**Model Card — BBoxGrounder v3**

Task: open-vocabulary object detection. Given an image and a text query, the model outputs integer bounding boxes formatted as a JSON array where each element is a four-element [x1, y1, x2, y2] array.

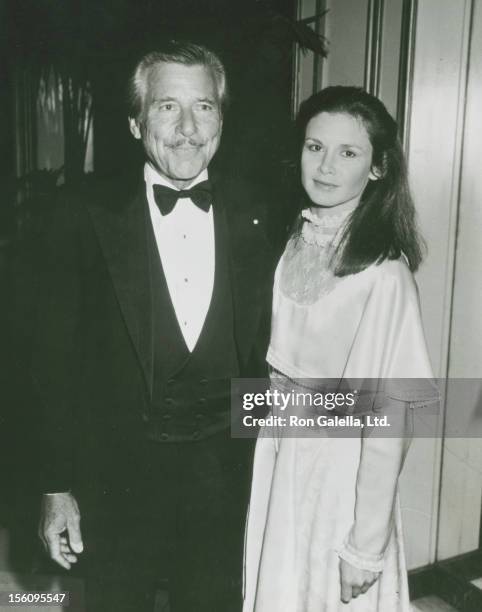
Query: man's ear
[[128, 117, 141, 140]]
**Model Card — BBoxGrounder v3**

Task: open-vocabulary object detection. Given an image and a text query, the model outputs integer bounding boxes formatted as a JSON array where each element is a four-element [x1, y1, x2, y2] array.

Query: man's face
[[129, 62, 223, 189]]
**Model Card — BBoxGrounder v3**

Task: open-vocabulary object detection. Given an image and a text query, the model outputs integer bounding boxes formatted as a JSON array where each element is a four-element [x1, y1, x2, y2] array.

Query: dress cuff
[[337, 537, 385, 573]]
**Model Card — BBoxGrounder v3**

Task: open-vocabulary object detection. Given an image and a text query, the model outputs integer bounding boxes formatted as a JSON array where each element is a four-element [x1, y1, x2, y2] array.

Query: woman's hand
[[339, 558, 380, 604]]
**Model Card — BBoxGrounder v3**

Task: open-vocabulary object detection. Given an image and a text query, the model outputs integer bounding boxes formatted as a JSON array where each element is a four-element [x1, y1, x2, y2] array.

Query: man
[[34, 42, 274, 611]]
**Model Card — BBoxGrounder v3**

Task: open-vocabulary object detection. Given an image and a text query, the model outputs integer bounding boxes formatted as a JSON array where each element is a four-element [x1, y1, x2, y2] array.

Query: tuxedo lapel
[[86, 182, 154, 397], [211, 174, 273, 368]]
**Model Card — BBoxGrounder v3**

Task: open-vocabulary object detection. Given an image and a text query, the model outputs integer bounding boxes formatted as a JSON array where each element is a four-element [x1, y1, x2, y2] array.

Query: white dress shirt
[[144, 163, 215, 352]]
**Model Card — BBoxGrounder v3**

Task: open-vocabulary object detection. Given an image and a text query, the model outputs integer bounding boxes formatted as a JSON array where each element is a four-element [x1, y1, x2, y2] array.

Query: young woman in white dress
[[243, 87, 438, 612]]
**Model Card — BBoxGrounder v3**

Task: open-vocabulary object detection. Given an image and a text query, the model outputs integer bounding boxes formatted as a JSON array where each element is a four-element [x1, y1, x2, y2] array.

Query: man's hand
[[339, 558, 380, 604], [39, 492, 84, 570]]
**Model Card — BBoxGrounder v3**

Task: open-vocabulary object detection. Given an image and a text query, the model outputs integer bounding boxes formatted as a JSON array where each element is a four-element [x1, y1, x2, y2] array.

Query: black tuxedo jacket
[[25, 171, 276, 496]]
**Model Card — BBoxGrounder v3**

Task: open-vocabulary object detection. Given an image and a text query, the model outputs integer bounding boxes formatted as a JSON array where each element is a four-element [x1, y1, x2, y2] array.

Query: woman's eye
[[341, 150, 357, 158], [307, 144, 322, 152]]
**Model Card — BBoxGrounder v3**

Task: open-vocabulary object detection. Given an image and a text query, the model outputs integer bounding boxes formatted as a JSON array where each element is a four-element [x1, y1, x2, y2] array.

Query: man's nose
[[177, 108, 196, 137], [319, 151, 335, 174]]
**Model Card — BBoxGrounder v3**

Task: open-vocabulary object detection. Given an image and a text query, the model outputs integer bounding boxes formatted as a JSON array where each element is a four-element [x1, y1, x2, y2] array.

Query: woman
[[243, 87, 438, 611]]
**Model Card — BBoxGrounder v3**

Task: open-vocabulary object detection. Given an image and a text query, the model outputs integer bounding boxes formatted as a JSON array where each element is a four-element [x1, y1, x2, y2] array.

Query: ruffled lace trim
[[300, 206, 354, 248], [301, 206, 354, 228], [337, 536, 385, 573]]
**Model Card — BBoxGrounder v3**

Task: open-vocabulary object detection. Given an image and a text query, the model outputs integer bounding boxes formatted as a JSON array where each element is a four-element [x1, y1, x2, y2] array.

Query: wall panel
[[437, 0, 482, 561], [378, 0, 403, 116], [323, 0, 369, 88], [402, 0, 474, 567]]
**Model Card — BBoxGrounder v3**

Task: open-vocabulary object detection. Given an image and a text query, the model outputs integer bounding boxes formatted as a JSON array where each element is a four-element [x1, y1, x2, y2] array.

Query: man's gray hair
[[127, 40, 228, 119]]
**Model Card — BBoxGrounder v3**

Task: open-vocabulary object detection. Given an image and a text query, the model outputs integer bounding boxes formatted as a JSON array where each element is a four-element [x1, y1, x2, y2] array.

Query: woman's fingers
[[340, 581, 353, 604], [339, 558, 381, 603]]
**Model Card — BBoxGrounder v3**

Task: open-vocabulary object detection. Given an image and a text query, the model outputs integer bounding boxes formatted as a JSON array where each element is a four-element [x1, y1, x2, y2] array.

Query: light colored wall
[[322, 0, 369, 88], [437, 0, 482, 561], [294, 0, 402, 112], [403, 0, 475, 567]]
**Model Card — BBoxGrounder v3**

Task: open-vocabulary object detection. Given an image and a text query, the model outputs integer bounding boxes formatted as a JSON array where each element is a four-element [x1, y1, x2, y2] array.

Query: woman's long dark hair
[[296, 86, 424, 275]]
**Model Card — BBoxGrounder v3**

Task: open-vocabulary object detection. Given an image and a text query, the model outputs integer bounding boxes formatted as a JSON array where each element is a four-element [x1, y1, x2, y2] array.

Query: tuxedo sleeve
[[30, 196, 84, 492]]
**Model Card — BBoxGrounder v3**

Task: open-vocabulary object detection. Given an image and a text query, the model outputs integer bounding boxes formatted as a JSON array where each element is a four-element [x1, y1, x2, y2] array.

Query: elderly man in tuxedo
[[35, 41, 274, 612]]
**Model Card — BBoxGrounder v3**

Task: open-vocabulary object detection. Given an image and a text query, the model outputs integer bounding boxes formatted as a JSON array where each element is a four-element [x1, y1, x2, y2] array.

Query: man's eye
[[341, 150, 357, 158], [159, 103, 175, 111], [198, 103, 213, 111]]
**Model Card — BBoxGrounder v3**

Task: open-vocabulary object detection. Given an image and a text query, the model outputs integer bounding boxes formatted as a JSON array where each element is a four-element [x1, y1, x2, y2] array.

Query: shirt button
[[192, 431, 201, 440], [198, 398, 206, 406], [184, 278, 188, 283], [160, 433, 169, 441], [164, 397, 174, 406]]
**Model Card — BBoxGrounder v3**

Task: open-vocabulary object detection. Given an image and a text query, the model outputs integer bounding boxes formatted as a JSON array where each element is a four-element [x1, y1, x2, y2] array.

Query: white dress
[[243, 209, 438, 612]]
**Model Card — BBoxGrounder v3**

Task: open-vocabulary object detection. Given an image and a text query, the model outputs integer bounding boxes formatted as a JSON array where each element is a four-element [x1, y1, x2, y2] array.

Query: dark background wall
[[0, 0, 312, 245], [4, 0, 297, 179], [0, 0, 15, 237]]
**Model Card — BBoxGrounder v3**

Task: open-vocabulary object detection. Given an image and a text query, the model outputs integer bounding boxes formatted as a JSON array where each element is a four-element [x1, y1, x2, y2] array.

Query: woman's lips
[[313, 179, 338, 189]]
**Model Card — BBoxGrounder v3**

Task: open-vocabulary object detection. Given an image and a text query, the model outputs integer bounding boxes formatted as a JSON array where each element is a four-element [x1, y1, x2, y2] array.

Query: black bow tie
[[153, 180, 212, 215]]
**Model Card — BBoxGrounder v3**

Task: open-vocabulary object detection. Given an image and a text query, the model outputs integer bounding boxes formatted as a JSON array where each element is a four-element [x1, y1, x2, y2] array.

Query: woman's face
[[301, 112, 378, 212]]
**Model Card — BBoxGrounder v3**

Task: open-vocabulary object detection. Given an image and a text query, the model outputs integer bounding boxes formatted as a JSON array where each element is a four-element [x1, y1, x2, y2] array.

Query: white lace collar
[[300, 206, 354, 247]]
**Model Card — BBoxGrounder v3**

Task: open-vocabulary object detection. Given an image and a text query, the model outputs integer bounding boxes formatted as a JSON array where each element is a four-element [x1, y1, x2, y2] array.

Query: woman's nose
[[319, 151, 335, 174]]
